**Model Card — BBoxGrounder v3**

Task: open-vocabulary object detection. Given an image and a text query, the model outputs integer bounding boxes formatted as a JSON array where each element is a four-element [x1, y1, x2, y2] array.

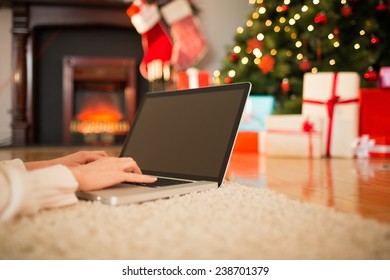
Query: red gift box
[[233, 131, 262, 154], [176, 68, 210, 89], [359, 88, 390, 137], [369, 136, 390, 158]]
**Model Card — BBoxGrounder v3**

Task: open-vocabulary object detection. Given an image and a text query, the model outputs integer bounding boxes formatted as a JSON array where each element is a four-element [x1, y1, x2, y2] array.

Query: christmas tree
[[216, 0, 390, 114]]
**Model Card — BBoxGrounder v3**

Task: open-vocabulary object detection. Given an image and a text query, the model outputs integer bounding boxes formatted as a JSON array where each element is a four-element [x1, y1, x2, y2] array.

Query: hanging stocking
[[126, 0, 173, 79], [160, 0, 207, 71]]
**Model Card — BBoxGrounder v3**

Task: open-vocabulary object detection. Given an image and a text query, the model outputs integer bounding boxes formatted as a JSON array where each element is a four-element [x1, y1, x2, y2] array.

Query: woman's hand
[[25, 151, 108, 170], [69, 157, 157, 192], [50, 151, 108, 167]]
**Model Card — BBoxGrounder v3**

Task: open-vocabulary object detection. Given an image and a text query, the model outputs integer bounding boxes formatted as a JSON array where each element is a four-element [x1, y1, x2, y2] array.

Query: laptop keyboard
[[125, 177, 192, 188]]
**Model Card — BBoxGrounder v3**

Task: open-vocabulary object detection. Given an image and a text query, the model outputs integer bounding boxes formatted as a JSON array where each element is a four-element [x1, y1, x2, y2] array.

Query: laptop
[[76, 82, 251, 205]]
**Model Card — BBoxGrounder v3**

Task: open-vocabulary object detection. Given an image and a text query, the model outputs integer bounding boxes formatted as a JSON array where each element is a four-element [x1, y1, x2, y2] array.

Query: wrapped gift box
[[265, 115, 323, 158], [233, 131, 264, 154], [302, 72, 360, 158], [379, 67, 390, 88], [370, 136, 390, 158], [239, 95, 275, 131], [234, 96, 274, 154], [175, 68, 210, 89], [359, 88, 390, 138]]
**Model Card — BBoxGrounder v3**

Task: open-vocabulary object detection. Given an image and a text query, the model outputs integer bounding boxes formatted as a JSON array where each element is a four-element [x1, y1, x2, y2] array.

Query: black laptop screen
[[120, 83, 251, 184]]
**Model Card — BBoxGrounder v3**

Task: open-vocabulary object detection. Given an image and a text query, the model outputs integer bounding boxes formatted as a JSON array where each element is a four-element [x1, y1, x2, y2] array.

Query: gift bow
[[302, 118, 315, 157], [303, 72, 358, 157], [266, 117, 320, 158]]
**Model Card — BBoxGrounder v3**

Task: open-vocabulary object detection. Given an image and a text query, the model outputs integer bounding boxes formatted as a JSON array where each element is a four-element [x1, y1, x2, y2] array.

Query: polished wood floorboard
[[1, 146, 389, 224]]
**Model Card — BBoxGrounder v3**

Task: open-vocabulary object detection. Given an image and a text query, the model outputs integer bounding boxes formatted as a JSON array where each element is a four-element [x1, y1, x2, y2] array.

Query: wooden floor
[[1, 146, 390, 224]]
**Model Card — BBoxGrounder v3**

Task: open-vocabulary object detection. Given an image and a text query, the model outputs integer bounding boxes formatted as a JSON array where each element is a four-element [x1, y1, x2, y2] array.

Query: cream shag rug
[[1, 182, 389, 260]]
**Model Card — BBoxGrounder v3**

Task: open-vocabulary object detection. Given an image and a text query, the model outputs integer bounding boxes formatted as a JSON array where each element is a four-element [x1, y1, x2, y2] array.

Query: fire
[[76, 107, 123, 122], [71, 93, 130, 140]]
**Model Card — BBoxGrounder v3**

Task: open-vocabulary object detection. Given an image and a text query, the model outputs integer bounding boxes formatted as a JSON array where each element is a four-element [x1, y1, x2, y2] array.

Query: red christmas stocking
[[126, 0, 173, 79], [161, 0, 207, 71]]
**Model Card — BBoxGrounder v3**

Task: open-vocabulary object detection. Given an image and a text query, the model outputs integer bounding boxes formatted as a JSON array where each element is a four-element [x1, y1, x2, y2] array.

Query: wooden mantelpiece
[[10, 0, 133, 146]]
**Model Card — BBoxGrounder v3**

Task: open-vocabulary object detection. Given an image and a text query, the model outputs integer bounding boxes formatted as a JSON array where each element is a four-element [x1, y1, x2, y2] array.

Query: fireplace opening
[[70, 89, 129, 145], [63, 56, 137, 145]]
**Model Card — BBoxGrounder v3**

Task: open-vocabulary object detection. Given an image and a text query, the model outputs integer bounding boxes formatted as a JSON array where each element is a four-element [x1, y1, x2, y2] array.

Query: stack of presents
[[234, 69, 390, 159]]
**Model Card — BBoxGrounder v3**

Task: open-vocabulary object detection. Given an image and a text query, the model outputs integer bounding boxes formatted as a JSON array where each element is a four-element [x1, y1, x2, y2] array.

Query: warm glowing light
[[284, 26, 291, 32], [265, 20, 272, 26], [329, 59, 336, 65], [286, 50, 292, 57], [246, 20, 253, 27], [312, 67, 318, 73], [77, 110, 122, 122], [328, 33, 334, 40], [284, 0, 291, 4], [252, 12, 259, 19], [289, 19, 296, 25], [257, 33, 265, 40], [228, 70, 236, 77], [313, 0, 320, 5], [294, 14, 301, 20], [341, 0, 347, 4], [241, 57, 249, 64], [297, 53, 303, 60], [237, 27, 244, 34], [276, 6, 283, 13], [295, 41, 302, 48], [213, 70, 220, 77], [334, 41, 340, 47], [70, 120, 129, 135], [354, 43, 360, 49], [274, 26, 281, 32], [233, 46, 241, 53], [301, 5, 308, 12], [307, 25, 314, 32], [249, 0, 256, 4], [254, 57, 261, 64], [291, 33, 297, 39], [253, 48, 263, 58], [270, 49, 277, 55], [360, 30, 365, 36], [259, 6, 266, 14], [279, 17, 286, 23]]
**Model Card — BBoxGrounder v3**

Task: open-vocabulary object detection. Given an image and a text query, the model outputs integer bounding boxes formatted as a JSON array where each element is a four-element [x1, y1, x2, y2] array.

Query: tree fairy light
[[257, 33, 265, 40], [253, 48, 263, 57], [241, 57, 249, 64], [228, 70, 236, 77]]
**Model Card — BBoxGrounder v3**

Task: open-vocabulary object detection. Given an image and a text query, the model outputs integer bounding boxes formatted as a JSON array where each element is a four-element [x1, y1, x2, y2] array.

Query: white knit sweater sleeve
[[0, 159, 78, 223]]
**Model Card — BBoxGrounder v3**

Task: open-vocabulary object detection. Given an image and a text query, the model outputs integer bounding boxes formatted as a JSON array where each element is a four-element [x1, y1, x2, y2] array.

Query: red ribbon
[[267, 118, 320, 158], [302, 118, 314, 157], [303, 73, 358, 157]]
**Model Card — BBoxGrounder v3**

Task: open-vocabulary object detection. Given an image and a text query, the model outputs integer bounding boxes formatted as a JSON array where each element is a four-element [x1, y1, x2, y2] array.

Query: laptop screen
[[120, 82, 251, 185]]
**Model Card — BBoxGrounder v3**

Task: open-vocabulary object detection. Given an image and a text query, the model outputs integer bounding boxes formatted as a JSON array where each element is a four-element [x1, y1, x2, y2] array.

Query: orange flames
[[76, 104, 123, 122], [72, 105, 128, 135]]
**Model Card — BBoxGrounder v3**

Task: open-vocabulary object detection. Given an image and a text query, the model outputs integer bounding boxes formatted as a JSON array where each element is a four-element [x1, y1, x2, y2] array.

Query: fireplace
[[10, 0, 148, 146]]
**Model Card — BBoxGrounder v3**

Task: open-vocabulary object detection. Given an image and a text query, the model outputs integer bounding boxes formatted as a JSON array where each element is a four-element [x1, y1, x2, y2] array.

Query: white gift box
[[265, 115, 323, 158], [302, 72, 360, 158]]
